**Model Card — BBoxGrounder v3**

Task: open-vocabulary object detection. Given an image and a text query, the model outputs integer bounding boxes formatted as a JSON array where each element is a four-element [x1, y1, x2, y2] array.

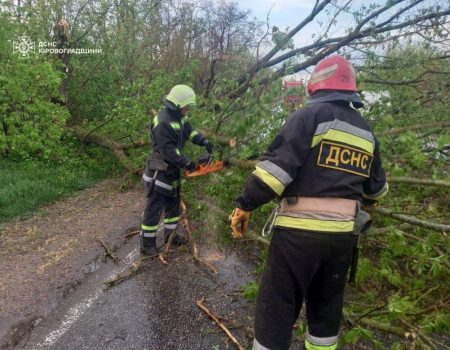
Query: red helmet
[[306, 55, 357, 96]]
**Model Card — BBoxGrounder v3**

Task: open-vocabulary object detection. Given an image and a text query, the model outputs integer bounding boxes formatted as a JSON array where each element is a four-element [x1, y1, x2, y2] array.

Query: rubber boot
[[140, 232, 160, 255]]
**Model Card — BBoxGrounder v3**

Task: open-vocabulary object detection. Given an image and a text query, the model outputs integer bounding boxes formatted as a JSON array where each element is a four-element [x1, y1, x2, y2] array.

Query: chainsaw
[[184, 147, 224, 178]]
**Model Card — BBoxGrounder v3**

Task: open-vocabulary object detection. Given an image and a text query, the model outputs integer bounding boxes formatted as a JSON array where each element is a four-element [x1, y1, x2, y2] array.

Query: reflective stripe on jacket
[[148, 104, 205, 196], [237, 97, 388, 233]]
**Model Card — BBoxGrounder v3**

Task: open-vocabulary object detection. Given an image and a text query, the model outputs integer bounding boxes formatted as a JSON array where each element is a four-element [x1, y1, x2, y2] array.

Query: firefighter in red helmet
[[230, 55, 388, 350]]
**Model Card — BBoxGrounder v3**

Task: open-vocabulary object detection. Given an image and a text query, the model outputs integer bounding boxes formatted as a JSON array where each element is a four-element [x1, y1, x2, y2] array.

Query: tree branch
[[71, 125, 137, 172], [388, 177, 450, 188], [263, 5, 449, 72], [378, 121, 450, 136], [362, 70, 450, 86], [374, 207, 450, 233], [234, 0, 331, 88]]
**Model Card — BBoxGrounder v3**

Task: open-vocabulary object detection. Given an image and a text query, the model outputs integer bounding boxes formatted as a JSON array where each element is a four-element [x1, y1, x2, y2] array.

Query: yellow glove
[[229, 208, 251, 238]]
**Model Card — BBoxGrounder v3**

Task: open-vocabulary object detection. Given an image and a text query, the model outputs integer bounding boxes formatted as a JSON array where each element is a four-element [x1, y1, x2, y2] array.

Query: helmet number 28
[[341, 75, 350, 83]]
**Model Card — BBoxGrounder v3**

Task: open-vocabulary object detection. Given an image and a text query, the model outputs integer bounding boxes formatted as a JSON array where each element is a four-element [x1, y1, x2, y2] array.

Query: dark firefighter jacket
[[144, 100, 206, 196], [237, 91, 388, 234]]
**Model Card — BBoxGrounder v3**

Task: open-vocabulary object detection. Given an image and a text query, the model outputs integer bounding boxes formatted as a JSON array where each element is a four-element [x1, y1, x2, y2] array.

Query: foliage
[[0, 14, 69, 161], [341, 327, 384, 349], [0, 148, 118, 225], [342, 46, 450, 347], [1, 0, 449, 347], [242, 281, 259, 302]]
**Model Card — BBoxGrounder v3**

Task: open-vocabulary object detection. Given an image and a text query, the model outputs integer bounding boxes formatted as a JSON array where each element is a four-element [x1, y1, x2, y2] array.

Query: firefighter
[[230, 55, 388, 350], [140, 84, 215, 255]]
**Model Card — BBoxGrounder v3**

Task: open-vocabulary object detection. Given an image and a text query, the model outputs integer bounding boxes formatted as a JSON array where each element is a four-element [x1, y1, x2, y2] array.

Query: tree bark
[[71, 125, 137, 172]]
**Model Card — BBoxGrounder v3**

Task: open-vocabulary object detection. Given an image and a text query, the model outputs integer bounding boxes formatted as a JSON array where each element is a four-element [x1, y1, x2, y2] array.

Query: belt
[[280, 197, 357, 217]]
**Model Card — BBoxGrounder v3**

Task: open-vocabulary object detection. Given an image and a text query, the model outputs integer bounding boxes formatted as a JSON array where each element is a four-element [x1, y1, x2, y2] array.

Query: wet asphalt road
[[19, 237, 258, 350]]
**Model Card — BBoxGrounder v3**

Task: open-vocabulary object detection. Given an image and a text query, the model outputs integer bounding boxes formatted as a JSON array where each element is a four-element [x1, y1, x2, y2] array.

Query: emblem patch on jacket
[[317, 141, 373, 177]]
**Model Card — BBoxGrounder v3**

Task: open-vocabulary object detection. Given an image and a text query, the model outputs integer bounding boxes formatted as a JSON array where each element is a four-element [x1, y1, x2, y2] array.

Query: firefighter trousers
[[141, 188, 180, 248], [253, 229, 356, 350]]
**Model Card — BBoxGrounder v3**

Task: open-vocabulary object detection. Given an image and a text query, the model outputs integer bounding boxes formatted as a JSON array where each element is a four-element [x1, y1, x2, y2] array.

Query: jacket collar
[[307, 90, 364, 109], [163, 98, 183, 121]]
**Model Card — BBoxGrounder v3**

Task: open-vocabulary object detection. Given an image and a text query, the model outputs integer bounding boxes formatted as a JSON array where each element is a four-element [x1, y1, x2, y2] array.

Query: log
[[71, 125, 137, 172], [122, 140, 150, 150], [200, 129, 237, 148]]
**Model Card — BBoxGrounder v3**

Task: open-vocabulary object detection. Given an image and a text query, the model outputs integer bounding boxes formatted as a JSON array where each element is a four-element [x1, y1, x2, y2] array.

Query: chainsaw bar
[[184, 160, 224, 177]]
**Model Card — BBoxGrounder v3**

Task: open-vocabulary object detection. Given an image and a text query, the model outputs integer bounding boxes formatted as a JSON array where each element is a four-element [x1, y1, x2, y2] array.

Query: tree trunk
[[71, 125, 138, 172]]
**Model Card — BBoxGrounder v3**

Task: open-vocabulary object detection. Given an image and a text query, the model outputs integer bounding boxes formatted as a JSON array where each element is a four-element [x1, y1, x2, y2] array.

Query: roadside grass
[[0, 149, 119, 225]]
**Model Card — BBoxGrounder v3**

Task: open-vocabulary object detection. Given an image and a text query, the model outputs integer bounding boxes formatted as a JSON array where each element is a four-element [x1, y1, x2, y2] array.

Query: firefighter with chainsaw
[[140, 84, 216, 255], [229, 55, 388, 350]]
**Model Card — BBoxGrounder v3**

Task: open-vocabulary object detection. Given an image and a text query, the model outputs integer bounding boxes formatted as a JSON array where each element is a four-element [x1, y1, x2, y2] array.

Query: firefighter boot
[[140, 232, 160, 255], [164, 230, 188, 246]]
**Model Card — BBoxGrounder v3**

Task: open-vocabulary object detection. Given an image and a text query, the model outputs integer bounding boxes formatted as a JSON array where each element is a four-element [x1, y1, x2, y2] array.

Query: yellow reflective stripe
[[253, 166, 285, 196], [141, 224, 159, 231], [170, 122, 181, 130], [305, 339, 337, 350], [175, 149, 181, 155], [153, 115, 159, 127], [275, 215, 354, 232], [164, 216, 180, 223], [189, 130, 199, 140], [312, 129, 374, 154]]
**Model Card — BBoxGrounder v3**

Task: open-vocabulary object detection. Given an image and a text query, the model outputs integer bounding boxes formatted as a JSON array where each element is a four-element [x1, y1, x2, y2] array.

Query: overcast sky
[[238, 0, 319, 30], [236, 0, 387, 47], [235, 0, 342, 79]]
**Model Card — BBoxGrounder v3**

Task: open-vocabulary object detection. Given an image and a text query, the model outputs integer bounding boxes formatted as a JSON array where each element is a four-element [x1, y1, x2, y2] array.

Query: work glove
[[229, 208, 251, 238], [203, 139, 215, 154], [185, 160, 197, 171]]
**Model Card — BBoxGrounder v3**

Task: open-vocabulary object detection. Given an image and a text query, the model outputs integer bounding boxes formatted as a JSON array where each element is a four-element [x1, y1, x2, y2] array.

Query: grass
[[0, 150, 119, 225]]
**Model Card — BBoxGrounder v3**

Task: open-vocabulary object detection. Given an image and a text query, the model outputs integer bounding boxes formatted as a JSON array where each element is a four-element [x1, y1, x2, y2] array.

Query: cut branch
[[389, 177, 450, 188], [103, 253, 176, 288], [374, 207, 450, 233], [98, 238, 118, 263], [196, 298, 245, 350]]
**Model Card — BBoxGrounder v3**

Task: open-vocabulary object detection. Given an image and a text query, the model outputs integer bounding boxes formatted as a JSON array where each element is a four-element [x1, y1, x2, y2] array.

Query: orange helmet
[[306, 55, 357, 96]]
